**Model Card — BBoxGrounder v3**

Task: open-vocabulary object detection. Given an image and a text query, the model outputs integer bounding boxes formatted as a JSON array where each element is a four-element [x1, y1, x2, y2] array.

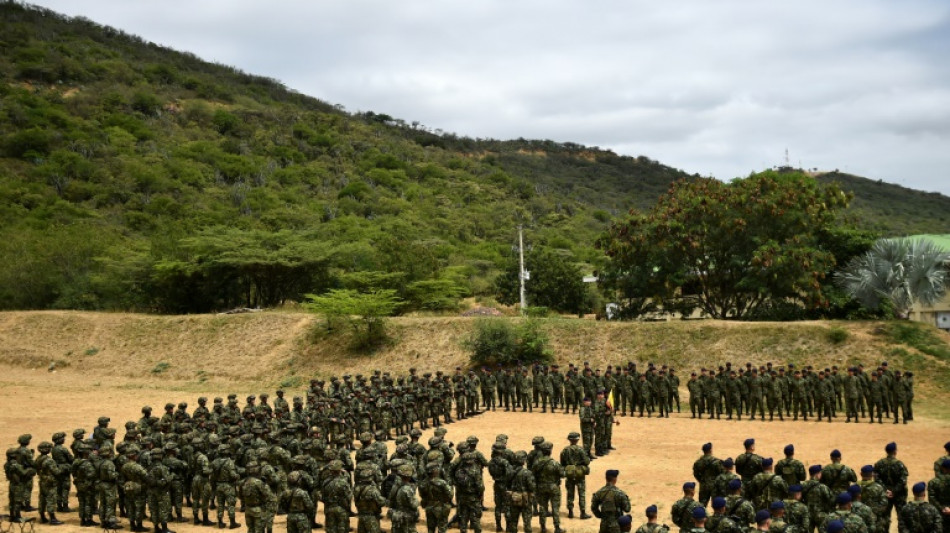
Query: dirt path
[[2, 367, 946, 533]]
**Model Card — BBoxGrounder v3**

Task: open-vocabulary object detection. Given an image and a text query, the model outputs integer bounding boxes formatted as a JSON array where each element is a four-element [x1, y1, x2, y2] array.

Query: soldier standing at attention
[[561, 432, 592, 520], [874, 441, 907, 532], [322, 460, 354, 533], [688, 373, 702, 419], [353, 463, 387, 533], [579, 398, 596, 460], [391, 465, 420, 533], [802, 465, 833, 533], [822, 450, 857, 496], [50, 432, 73, 514], [900, 482, 943, 533], [633, 505, 666, 533], [592, 470, 631, 533], [928, 460, 950, 533], [35, 441, 66, 525], [692, 442, 722, 507], [671, 483, 702, 533], [97, 445, 122, 530], [533, 442, 565, 533], [241, 462, 274, 533], [420, 463, 453, 533], [776, 445, 806, 489], [147, 448, 175, 533], [856, 466, 887, 533], [282, 472, 315, 533], [735, 439, 763, 485], [783, 485, 811, 533]]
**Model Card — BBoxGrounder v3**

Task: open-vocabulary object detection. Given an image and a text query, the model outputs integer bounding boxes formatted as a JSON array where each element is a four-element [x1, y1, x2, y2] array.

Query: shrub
[[827, 327, 849, 345], [466, 318, 517, 367]]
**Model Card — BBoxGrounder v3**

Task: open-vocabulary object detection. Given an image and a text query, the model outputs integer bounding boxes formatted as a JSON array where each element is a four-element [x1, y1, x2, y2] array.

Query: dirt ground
[[2, 366, 947, 533]]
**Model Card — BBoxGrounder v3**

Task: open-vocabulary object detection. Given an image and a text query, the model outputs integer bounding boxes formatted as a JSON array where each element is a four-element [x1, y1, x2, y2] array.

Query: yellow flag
[[607, 389, 615, 410]]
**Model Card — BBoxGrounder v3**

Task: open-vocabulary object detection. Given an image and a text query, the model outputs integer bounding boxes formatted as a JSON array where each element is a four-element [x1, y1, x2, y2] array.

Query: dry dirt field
[[2, 366, 947, 533]]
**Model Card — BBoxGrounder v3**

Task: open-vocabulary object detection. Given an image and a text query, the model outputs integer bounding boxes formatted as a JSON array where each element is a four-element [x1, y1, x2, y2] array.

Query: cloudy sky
[[30, 0, 950, 194]]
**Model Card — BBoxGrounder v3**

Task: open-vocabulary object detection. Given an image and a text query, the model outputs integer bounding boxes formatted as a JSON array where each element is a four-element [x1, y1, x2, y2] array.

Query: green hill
[[1, 3, 949, 313]]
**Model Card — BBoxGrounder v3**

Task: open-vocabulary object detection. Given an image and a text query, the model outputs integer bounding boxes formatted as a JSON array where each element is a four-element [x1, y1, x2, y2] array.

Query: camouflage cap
[[52, 431, 66, 441], [328, 460, 344, 471], [397, 464, 415, 477], [17, 434, 32, 445], [37, 441, 53, 451], [531, 436, 545, 445], [72, 428, 86, 438], [567, 432, 580, 440]]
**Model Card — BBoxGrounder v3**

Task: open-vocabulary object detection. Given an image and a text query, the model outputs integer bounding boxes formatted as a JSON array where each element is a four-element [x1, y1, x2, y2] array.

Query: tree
[[835, 237, 950, 318], [597, 171, 852, 319], [495, 247, 587, 315], [304, 289, 402, 351]]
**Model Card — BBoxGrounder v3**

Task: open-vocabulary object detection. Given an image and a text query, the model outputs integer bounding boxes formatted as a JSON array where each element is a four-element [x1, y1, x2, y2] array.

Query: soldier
[[856, 466, 886, 533], [816, 372, 835, 423], [579, 398, 596, 459], [693, 442, 723, 507], [776, 445, 806, 488], [455, 452, 486, 533], [561, 432, 591, 520], [747, 458, 788, 515], [668, 368, 681, 413], [506, 451, 534, 533], [900, 482, 942, 533], [735, 439, 763, 484], [711, 459, 738, 501], [866, 373, 885, 424], [191, 438, 215, 526], [633, 505, 669, 533], [822, 451, 857, 496], [282, 472, 315, 533], [802, 465, 833, 533], [120, 447, 149, 533], [935, 442, 950, 477], [789, 371, 808, 422], [637, 374, 654, 418], [391, 465, 420, 533], [322, 460, 353, 533], [35, 441, 66, 525], [211, 445, 242, 529], [724, 479, 755, 528], [592, 470, 631, 533], [750, 510, 772, 532], [818, 493, 866, 533], [747, 369, 766, 421], [846, 485, 877, 533], [766, 372, 785, 421], [892, 371, 912, 424], [873, 441, 907, 532], [50, 432, 73, 513], [97, 445, 122, 529], [671, 482, 702, 533], [147, 448, 175, 533], [420, 463, 454, 533], [14, 434, 36, 513], [532, 442, 565, 533], [72, 443, 98, 526], [163, 444, 189, 523], [241, 462, 274, 533], [520, 369, 534, 413], [928, 460, 950, 533], [705, 498, 740, 533], [723, 372, 742, 421], [783, 485, 810, 533]]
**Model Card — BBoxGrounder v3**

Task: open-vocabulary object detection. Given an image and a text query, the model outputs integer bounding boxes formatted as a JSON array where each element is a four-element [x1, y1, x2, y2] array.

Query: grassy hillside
[[2, 3, 949, 313]]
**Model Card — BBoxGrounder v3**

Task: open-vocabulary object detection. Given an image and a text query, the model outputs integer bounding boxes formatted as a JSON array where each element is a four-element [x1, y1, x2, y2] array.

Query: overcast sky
[[29, 0, 950, 194]]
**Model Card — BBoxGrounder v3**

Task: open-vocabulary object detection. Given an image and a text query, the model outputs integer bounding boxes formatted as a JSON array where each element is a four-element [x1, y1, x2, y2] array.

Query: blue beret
[[827, 520, 845, 533], [762, 457, 773, 467], [848, 485, 861, 495], [755, 510, 771, 524], [583, 397, 590, 402], [945, 441, 950, 452], [789, 484, 802, 493], [809, 464, 823, 475], [941, 459, 950, 470], [645, 505, 657, 515], [692, 507, 707, 520], [885, 442, 897, 453], [860, 465, 874, 475], [835, 492, 852, 505], [702, 442, 712, 452], [712, 497, 726, 509], [606, 469, 619, 478], [617, 515, 632, 527], [683, 482, 696, 490], [770, 501, 785, 510], [913, 482, 926, 494], [830, 449, 841, 458], [744, 438, 755, 448], [728, 479, 742, 490], [723, 458, 734, 468], [784, 444, 794, 455]]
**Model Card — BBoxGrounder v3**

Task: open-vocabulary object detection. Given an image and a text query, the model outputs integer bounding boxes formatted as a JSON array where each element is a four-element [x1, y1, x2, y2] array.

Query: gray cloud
[[28, 0, 950, 195]]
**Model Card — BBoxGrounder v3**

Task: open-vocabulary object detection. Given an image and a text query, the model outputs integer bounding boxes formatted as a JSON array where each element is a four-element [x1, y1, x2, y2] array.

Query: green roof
[[908, 234, 950, 251]]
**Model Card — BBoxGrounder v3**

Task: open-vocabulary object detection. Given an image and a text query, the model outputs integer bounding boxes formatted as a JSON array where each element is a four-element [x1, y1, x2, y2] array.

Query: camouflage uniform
[[282, 473, 315, 533], [591, 482, 631, 533], [72, 444, 98, 526], [147, 449, 174, 532], [532, 444, 565, 533], [51, 433, 73, 512], [507, 453, 535, 533], [420, 464, 454, 533], [211, 447, 241, 528], [241, 465, 275, 533], [898, 499, 943, 533], [390, 469, 420, 533], [873, 454, 907, 532], [35, 443, 66, 523], [561, 436, 591, 518], [322, 464, 353, 533], [693, 452, 723, 506], [97, 447, 121, 527], [120, 451, 149, 532]]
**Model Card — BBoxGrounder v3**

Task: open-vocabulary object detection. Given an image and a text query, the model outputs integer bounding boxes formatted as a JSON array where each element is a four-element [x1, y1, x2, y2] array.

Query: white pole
[[519, 225, 527, 315]]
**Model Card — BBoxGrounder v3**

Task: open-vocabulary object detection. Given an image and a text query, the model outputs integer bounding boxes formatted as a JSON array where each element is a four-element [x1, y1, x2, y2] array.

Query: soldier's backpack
[[453, 465, 480, 493], [488, 455, 509, 482]]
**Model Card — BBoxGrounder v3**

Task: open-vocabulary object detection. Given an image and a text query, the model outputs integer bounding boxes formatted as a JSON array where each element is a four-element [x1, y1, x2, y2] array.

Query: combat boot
[[155, 525, 163, 533], [202, 512, 214, 526], [194, 513, 201, 525], [40, 512, 49, 524], [580, 512, 591, 520], [554, 528, 565, 533], [567, 509, 574, 519], [217, 519, 226, 529], [496, 518, 503, 531], [162, 522, 176, 533], [228, 518, 241, 529]]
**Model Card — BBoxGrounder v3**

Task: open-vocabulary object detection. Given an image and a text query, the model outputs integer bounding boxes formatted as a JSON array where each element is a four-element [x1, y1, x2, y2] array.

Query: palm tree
[[835, 237, 950, 318]]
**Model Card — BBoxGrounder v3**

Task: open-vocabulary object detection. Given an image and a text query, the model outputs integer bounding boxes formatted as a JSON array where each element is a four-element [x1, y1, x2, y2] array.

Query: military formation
[[1, 361, 939, 533]]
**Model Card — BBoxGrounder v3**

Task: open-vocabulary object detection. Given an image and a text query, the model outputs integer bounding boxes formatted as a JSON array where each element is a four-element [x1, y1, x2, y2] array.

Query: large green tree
[[495, 247, 587, 314], [835, 237, 950, 318], [597, 171, 852, 319]]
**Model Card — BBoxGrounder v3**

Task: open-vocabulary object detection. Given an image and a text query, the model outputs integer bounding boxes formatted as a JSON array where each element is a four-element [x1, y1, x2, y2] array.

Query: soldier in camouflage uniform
[[856, 466, 886, 533], [50, 432, 73, 513], [97, 445, 122, 529], [323, 460, 353, 533], [633, 504, 670, 533], [846, 485, 877, 533], [692, 442, 722, 507], [282, 472, 315, 533], [747, 458, 788, 517], [35, 441, 66, 525], [783, 485, 810, 533], [212, 445, 242, 529], [671, 482, 703, 533], [489, 442, 513, 531], [391, 465, 420, 533], [874, 441, 907, 532], [818, 493, 866, 533], [711, 458, 738, 501], [724, 479, 755, 528], [561, 432, 591, 520], [592, 470, 630, 533], [72, 443, 99, 526], [777, 445, 806, 489], [354, 459, 387, 533], [821, 451, 856, 496], [191, 438, 215, 526], [147, 448, 175, 533], [735, 439, 763, 485], [420, 462, 454, 533], [801, 465, 833, 533], [455, 451, 486, 533], [507, 451, 535, 533], [928, 460, 950, 533], [532, 442, 565, 533], [120, 446, 150, 532], [900, 482, 943, 533], [241, 462, 274, 533]]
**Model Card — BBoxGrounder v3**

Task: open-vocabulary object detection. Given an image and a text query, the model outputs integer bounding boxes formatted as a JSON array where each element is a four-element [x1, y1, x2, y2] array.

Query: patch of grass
[[84, 347, 100, 356], [152, 361, 171, 374], [826, 327, 850, 345], [884, 322, 950, 361], [280, 375, 303, 389]]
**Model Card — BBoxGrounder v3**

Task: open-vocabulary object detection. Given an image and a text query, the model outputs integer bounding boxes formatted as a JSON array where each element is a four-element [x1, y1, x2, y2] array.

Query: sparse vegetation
[[152, 361, 171, 374], [827, 327, 850, 345], [465, 318, 552, 367]]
